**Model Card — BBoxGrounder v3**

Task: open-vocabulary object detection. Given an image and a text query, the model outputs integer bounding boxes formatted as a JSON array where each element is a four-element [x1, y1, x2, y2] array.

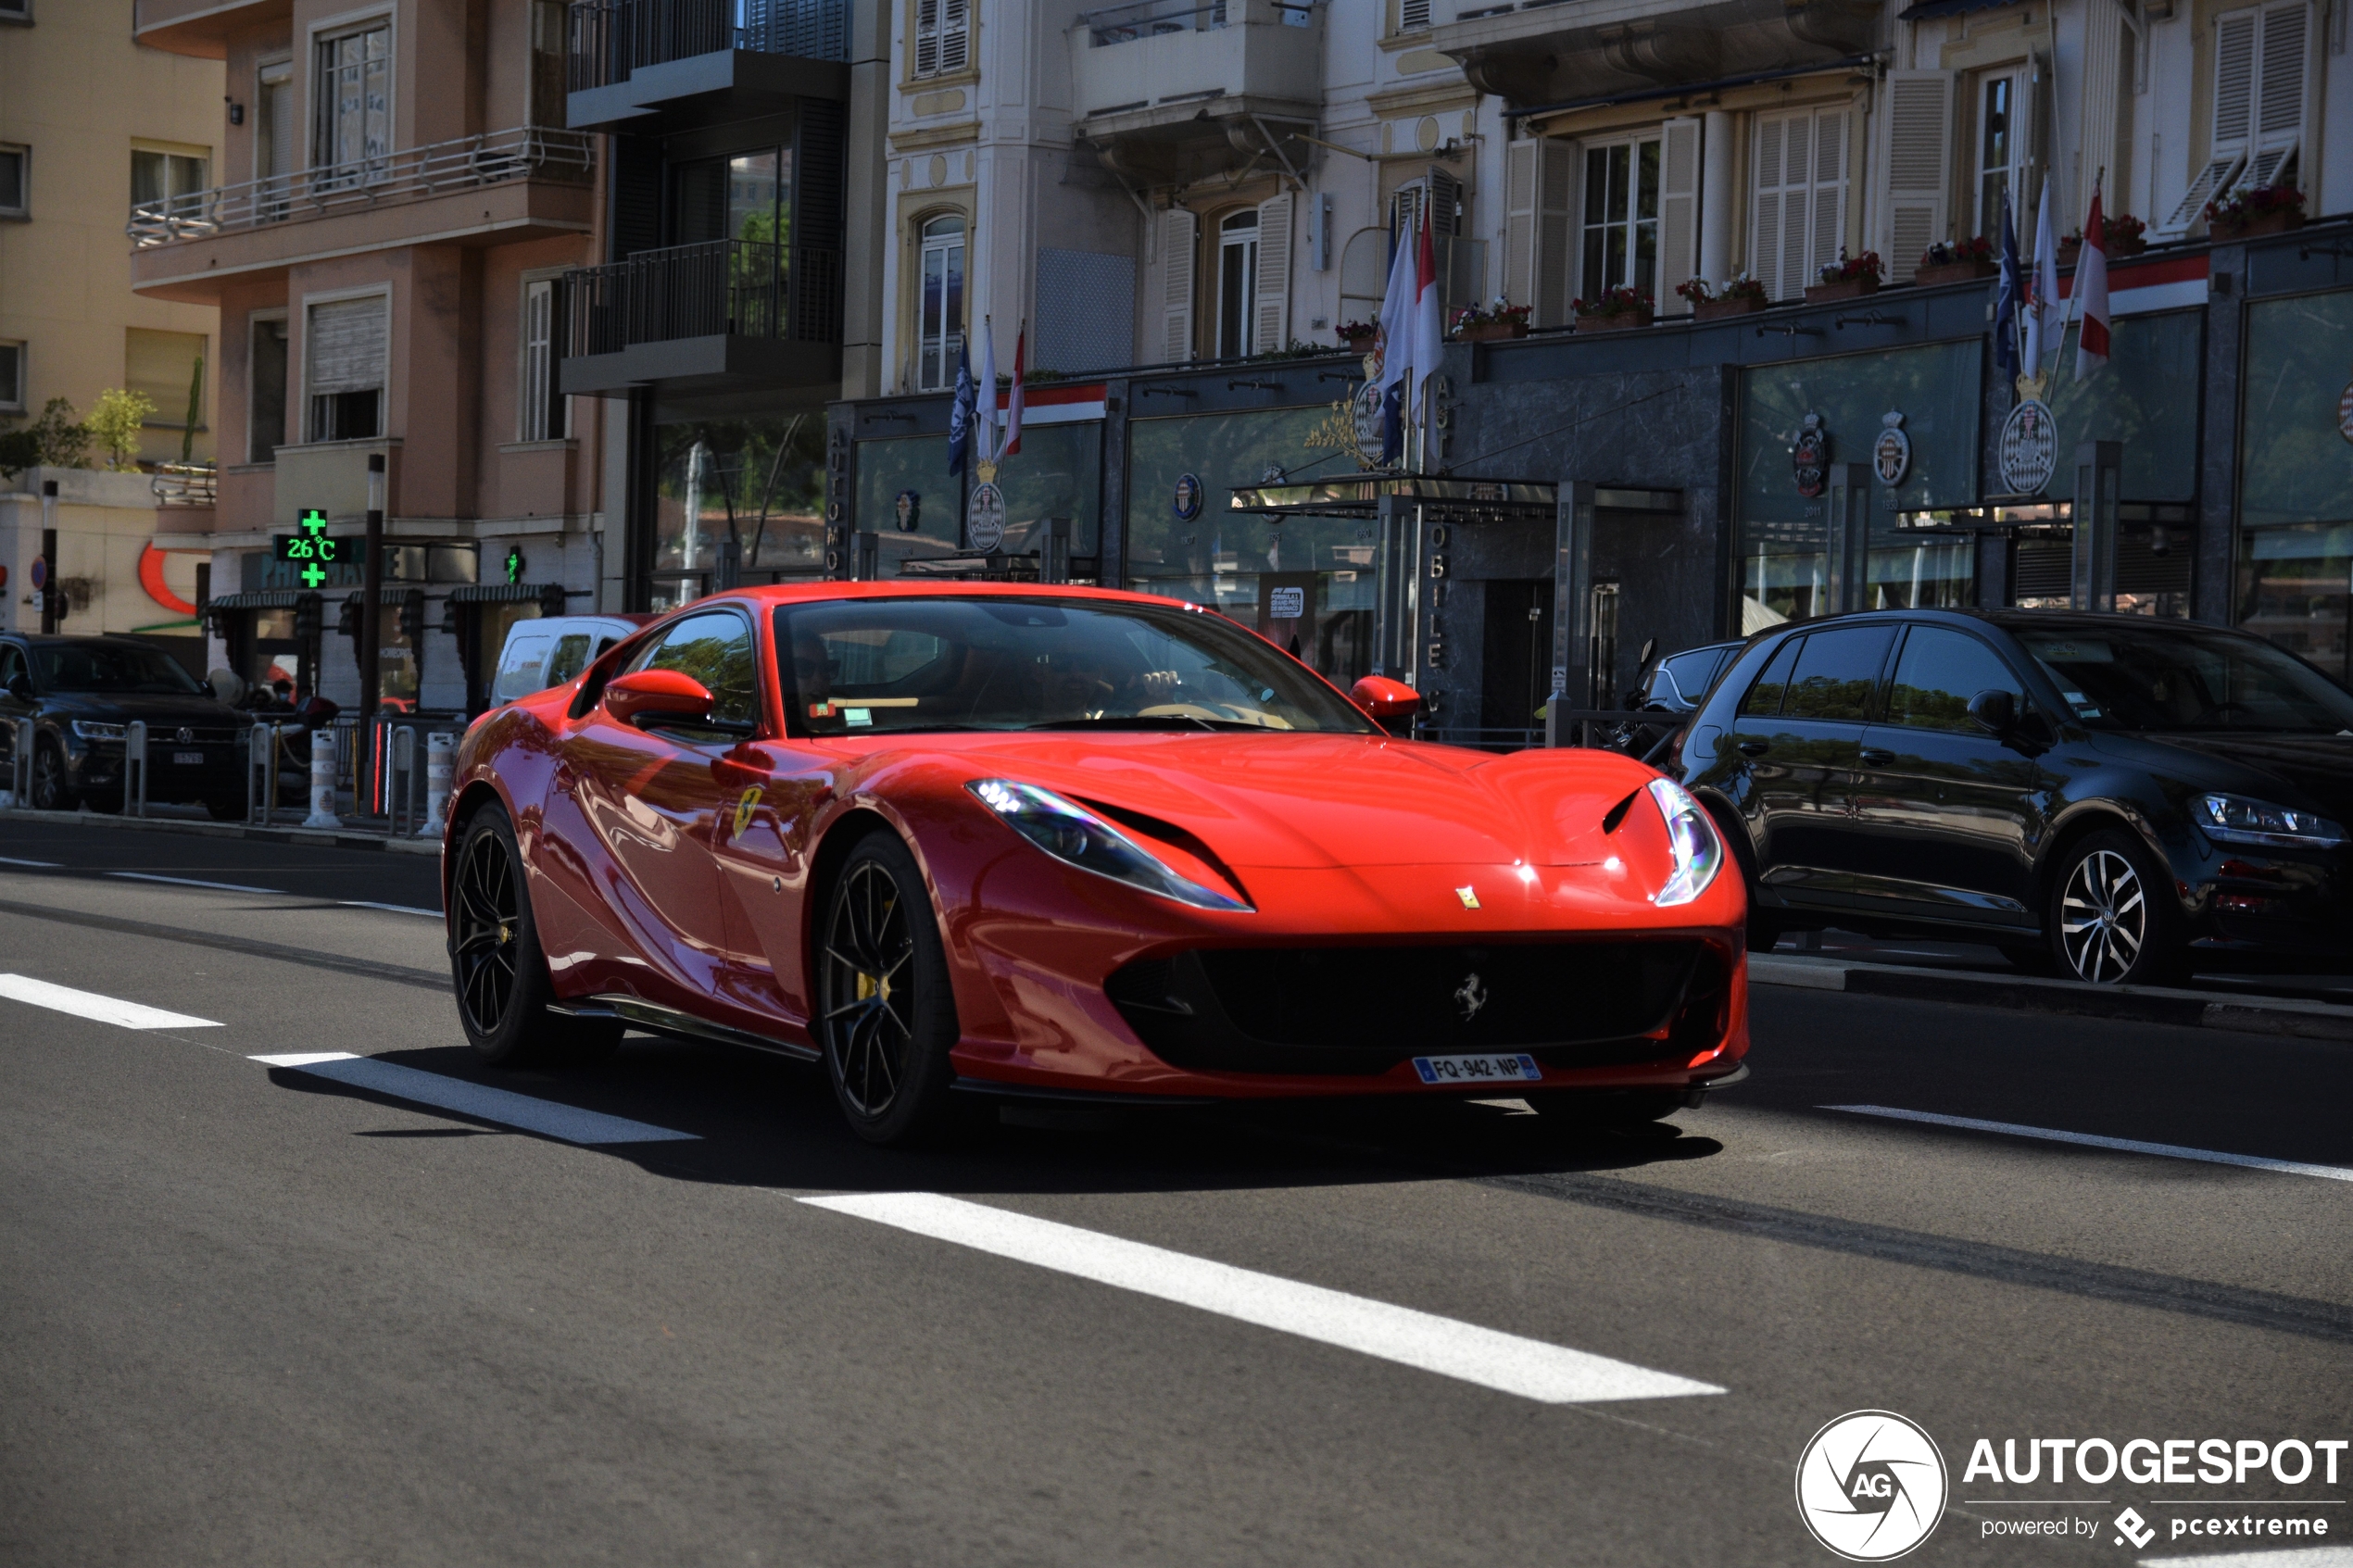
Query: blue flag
[[1993, 191, 2023, 383], [946, 341, 976, 474]]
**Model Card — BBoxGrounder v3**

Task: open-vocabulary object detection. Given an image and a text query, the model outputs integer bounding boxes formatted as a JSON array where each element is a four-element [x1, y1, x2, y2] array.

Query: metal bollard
[[388, 725, 418, 835], [304, 727, 341, 829], [248, 722, 283, 826], [8, 717, 31, 807], [123, 721, 149, 818], [422, 732, 456, 837]]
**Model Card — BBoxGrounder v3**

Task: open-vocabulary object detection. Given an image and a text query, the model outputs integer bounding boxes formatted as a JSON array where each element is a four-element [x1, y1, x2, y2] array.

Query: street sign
[[274, 510, 341, 589]]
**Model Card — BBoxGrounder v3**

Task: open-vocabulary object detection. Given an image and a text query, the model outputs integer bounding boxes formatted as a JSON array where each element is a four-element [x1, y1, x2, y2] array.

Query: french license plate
[[172, 751, 205, 766], [1411, 1052, 1542, 1085]]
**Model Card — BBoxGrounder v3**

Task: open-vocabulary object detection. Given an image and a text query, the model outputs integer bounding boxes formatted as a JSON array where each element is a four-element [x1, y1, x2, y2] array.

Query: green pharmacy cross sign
[[273, 509, 341, 589]]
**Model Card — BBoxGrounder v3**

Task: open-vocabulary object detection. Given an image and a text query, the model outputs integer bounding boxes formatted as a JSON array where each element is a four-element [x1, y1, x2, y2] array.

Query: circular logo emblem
[[1871, 411, 1912, 487], [1792, 413, 1830, 499], [1998, 399, 2058, 495], [893, 488, 920, 533], [1174, 472, 1203, 521], [1794, 1411, 1948, 1562], [968, 482, 1007, 552], [1353, 383, 1388, 468], [2337, 379, 2353, 445]]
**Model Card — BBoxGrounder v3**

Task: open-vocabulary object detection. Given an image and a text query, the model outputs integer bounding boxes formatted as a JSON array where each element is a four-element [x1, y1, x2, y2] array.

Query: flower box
[[1805, 274, 1880, 304], [1692, 295, 1768, 321], [2060, 234, 2146, 263], [1914, 258, 1997, 286], [2215, 207, 2306, 239], [1342, 334, 1378, 356], [1575, 307, 1654, 332], [1456, 320, 1529, 343]]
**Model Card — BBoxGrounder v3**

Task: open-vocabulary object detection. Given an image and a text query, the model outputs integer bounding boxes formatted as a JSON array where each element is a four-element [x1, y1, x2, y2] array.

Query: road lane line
[[339, 901, 442, 918], [250, 1052, 698, 1145], [0, 973, 220, 1030], [0, 854, 60, 867], [107, 872, 277, 894], [1826, 1105, 2353, 1184], [799, 1191, 1724, 1404]]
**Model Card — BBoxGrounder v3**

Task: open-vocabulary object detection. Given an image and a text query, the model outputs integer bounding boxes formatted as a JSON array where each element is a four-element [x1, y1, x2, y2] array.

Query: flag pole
[[2057, 166, 2103, 350]]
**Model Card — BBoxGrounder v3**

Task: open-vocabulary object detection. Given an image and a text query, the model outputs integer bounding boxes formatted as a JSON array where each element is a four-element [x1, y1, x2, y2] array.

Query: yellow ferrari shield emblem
[[732, 786, 764, 837]]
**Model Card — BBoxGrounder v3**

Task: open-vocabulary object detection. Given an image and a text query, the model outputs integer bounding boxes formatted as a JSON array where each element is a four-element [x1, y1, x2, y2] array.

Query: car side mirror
[[4, 672, 29, 701], [1349, 675, 1424, 721], [604, 668, 715, 730], [1968, 688, 2017, 735]]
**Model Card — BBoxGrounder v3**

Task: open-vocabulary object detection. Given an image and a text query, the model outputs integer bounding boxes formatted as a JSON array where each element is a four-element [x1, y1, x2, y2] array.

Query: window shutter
[[938, 0, 969, 73], [1504, 139, 1536, 311], [1427, 166, 1461, 236], [1535, 143, 1574, 324], [1254, 192, 1293, 354], [1161, 207, 1197, 362], [1809, 107, 1850, 284], [2162, 7, 2263, 231], [1656, 118, 1702, 313], [308, 297, 386, 396], [2247, 0, 2308, 186], [1399, 0, 1429, 30], [522, 281, 553, 442], [1883, 70, 1953, 282], [915, 0, 941, 76], [1748, 115, 1782, 298]]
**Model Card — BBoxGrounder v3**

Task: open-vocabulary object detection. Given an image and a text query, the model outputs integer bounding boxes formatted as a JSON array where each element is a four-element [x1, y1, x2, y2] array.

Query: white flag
[[2025, 180, 2061, 375]]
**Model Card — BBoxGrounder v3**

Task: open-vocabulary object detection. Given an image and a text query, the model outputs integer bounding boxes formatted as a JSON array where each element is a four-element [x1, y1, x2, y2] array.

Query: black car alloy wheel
[[822, 857, 918, 1118], [452, 825, 522, 1036], [2057, 846, 2147, 984], [31, 736, 69, 811]]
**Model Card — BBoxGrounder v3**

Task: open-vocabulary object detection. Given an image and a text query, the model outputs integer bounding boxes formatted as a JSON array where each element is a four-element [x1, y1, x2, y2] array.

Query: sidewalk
[[0, 799, 443, 856]]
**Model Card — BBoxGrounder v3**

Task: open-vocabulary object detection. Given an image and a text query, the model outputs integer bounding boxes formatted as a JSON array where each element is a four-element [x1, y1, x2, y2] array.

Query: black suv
[[1680, 608, 2353, 985], [0, 635, 253, 817]]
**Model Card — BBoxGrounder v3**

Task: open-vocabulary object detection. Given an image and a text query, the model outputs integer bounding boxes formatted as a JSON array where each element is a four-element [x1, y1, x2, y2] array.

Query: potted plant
[[1450, 298, 1533, 343], [2206, 182, 2306, 239], [1337, 319, 1379, 355], [1914, 236, 1995, 285], [1573, 285, 1654, 332], [1678, 275, 1769, 320], [2059, 212, 2148, 261], [1806, 249, 1882, 303]]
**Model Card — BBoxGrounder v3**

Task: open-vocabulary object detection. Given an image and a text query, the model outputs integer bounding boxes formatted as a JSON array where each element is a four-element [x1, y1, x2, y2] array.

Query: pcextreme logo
[[1796, 1411, 1950, 1562]]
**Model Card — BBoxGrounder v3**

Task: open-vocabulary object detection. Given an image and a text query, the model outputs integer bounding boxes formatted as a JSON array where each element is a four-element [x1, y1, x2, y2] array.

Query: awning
[[446, 583, 561, 603], [1898, 0, 2023, 21], [1227, 474, 1559, 521], [204, 590, 310, 610]]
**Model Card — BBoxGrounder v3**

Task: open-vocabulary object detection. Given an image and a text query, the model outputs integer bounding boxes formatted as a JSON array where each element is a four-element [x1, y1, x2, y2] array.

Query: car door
[[1730, 622, 1896, 911], [0, 643, 29, 776], [707, 739, 841, 1033], [549, 608, 757, 1004], [1849, 623, 2046, 925]]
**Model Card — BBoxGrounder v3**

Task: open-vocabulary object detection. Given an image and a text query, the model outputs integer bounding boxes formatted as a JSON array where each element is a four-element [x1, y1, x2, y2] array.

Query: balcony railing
[[569, 0, 849, 91], [149, 463, 219, 507], [564, 239, 844, 357], [126, 127, 596, 248], [1076, 0, 1311, 44]]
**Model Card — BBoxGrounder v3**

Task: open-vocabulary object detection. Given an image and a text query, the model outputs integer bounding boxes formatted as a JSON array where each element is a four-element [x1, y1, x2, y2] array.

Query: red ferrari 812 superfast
[[444, 583, 1749, 1144]]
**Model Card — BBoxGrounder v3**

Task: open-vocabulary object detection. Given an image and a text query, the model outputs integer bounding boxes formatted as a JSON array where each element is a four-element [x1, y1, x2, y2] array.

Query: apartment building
[[129, 0, 603, 715]]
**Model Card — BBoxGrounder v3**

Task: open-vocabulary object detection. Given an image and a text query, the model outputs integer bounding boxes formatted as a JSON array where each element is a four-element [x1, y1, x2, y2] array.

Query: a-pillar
[[2071, 440, 2122, 610], [1826, 463, 1872, 614]]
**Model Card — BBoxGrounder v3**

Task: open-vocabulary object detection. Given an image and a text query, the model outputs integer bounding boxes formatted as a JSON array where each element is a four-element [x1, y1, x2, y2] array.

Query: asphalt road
[[3, 818, 2349, 1568]]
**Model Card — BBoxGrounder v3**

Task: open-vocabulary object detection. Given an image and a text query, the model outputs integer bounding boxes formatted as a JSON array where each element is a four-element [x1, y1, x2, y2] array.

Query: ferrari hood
[[914, 732, 1663, 869]]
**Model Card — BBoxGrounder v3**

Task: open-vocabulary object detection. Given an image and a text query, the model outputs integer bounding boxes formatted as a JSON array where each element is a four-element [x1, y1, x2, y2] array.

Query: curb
[[0, 805, 443, 857], [1749, 954, 2353, 1041]]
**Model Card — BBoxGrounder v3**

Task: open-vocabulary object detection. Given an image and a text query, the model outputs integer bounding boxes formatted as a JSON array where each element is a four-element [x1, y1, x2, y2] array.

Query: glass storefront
[[2237, 290, 2353, 678], [652, 414, 825, 609], [852, 432, 963, 574], [851, 423, 1105, 569], [2031, 313, 2203, 504], [2237, 521, 2353, 683]]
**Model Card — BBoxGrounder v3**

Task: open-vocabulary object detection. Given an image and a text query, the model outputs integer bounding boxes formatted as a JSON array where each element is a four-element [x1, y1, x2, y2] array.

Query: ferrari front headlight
[[1647, 777, 1724, 907], [968, 779, 1252, 912]]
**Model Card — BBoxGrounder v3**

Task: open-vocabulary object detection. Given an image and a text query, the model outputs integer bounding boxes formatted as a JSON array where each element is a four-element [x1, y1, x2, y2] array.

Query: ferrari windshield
[[775, 596, 1377, 736], [2016, 624, 2353, 733]]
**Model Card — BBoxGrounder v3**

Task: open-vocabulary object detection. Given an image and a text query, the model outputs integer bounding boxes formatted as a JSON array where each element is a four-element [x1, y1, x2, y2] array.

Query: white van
[[490, 615, 649, 706]]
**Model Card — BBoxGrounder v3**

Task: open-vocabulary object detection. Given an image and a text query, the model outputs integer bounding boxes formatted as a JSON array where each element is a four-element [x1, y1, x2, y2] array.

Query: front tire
[[816, 833, 962, 1146], [2047, 829, 2184, 985], [448, 803, 621, 1067], [30, 735, 76, 812]]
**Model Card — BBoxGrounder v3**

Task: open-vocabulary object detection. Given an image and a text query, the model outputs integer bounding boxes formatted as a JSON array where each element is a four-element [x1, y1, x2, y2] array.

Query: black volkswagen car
[[1680, 608, 2353, 985], [0, 635, 253, 817]]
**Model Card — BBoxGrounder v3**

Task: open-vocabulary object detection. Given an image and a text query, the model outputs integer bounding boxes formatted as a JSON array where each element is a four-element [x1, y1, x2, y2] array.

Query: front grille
[[1107, 940, 1724, 1076]]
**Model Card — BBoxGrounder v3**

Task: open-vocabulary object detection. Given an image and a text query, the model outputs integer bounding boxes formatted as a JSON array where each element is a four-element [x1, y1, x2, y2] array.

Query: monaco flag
[[2076, 184, 2111, 380]]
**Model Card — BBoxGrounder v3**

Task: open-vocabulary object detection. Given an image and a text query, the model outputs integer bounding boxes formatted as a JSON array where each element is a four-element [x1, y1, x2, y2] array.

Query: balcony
[[132, 0, 293, 60], [562, 239, 843, 404], [1430, 0, 1879, 107], [1070, 0, 1322, 185], [567, 0, 850, 134], [127, 128, 597, 302]]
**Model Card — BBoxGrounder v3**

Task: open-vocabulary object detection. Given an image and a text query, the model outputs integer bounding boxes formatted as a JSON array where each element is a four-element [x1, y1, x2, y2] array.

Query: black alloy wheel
[[817, 834, 961, 1145], [449, 803, 620, 1067], [2048, 829, 2183, 986], [30, 735, 73, 812]]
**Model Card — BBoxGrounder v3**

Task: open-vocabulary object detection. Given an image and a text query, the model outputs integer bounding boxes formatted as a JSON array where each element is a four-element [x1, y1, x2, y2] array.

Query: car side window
[[1739, 637, 1804, 717], [1780, 625, 1894, 721], [0, 645, 22, 692], [494, 635, 552, 703], [1656, 648, 1720, 708], [542, 633, 596, 689], [1886, 628, 2025, 732], [634, 610, 758, 729]]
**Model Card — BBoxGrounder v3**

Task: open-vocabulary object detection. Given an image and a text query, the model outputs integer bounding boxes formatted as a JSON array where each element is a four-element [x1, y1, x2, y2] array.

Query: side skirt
[[557, 994, 822, 1063]]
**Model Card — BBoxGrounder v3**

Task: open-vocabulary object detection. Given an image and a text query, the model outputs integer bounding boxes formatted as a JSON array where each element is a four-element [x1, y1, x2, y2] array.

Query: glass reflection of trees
[[639, 611, 759, 728], [654, 415, 827, 585]]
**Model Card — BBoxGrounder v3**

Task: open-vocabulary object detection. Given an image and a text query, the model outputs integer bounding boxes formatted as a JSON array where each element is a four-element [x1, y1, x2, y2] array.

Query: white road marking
[[799, 1191, 1724, 1405], [107, 872, 276, 894], [339, 900, 442, 918], [0, 973, 220, 1030], [1826, 1105, 2353, 1184], [2143, 1549, 2353, 1566], [0, 854, 60, 867], [251, 1052, 698, 1145]]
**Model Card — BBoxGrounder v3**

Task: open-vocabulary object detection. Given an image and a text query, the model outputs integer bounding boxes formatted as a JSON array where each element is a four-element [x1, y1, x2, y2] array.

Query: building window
[[914, 213, 965, 391], [1748, 105, 1849, 303], [2166, 1, 2309, 232], [127, 329, 207, 431], [0, 340, 22, 414], [314, 20, 392, 180], [0, 0, 29, 21], [1216, 209, 1260, 358], [1579, 134, 1659, 305], [520, 279, 564, 442], [1972, 69, 2026, 240], [307, 296, 386, 443], [1397, 0, 1429, 29], [250, 315, 287, 463], [0, 144, 26, 218], [912, 0, 969, 78], [257, 59, 294, 216], [131, 146, 209, 227]]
